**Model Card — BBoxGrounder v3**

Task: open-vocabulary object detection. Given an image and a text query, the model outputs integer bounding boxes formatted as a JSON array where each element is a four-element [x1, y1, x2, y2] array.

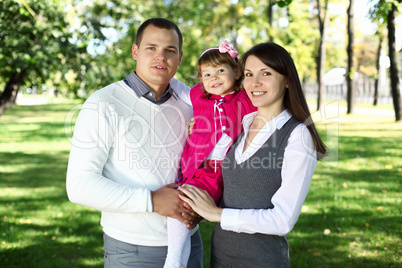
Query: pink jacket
[[180, 83, 256, 180]]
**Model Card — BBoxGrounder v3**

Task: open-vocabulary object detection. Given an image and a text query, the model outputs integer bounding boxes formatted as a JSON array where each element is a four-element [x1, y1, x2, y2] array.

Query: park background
[[0, 0, 401, 267]]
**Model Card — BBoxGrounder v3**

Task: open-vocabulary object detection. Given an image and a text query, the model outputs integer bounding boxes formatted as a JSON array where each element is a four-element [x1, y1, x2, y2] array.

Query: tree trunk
[[373, 34, 383, 106], [268, 0, 274, 42], [316, 0, 329, 111], [0, 70, 27, 116], [346, 0, 355, 114], [387, 3, 401, 121]]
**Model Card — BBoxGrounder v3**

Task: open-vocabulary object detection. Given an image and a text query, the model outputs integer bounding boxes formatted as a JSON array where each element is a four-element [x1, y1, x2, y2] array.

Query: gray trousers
[[103, 230, 203, 268]]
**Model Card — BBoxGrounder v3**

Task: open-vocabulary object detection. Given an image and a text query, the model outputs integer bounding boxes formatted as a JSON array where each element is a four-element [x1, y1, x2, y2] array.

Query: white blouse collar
[[242, 109, 292, 132]]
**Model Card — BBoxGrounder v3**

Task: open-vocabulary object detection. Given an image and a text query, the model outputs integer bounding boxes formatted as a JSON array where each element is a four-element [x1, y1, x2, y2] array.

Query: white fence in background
[[304, 74, 396, 105]]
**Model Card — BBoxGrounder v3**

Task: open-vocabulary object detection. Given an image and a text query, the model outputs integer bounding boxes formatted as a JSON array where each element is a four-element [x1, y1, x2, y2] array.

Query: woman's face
[[243, 55, 288, 113]]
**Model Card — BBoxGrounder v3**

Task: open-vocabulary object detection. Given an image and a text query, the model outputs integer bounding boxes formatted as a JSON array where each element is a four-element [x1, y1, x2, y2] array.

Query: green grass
[[0, 100, 103, 267], [0, 100, 401, 267]]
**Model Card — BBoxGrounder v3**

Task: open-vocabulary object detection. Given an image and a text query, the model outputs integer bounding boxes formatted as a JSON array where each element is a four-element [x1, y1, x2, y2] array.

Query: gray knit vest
[[211, 116, 300, 268]]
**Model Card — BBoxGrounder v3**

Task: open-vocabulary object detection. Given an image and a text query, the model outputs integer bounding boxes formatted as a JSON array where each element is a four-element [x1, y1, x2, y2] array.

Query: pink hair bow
[[200, 40, 238, 60], [219, 40, 238, 59]]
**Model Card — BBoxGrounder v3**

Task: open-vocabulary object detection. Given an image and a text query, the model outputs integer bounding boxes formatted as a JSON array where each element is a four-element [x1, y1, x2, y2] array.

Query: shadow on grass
[[0, 149, 103, 267], [337, 135, 401, 161], [1, 102, 102, 267], [289, 211, 401, 268], [0, 151, 70, 188], [0, 214, 103, 268]]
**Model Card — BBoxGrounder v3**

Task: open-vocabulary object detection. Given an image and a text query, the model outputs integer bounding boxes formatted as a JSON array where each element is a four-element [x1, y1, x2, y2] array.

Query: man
[[66, 18, 202, 267]]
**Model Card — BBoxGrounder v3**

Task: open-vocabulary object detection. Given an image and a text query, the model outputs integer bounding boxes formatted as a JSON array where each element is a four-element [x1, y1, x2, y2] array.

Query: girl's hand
[[188, 117, 195, 135], [178, 184, 223, 223], [181, 202, 202, 229]]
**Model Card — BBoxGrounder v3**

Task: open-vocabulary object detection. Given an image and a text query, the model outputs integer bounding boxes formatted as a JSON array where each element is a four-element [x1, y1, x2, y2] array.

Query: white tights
[[163, 217, 191, 268]]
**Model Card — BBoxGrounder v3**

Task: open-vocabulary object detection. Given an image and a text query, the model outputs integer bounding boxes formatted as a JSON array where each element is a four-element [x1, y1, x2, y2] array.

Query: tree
[[346, 0, 356, 114], [315, 0, 330, 111], [268, 0, 274, 42], [277, 0, 318, 85], [386, 0, 401, 121], [374, 31, 385, 106], [370, 0, 402, 121], [0, 0, 354, 111], [0, 0, 87, 115]]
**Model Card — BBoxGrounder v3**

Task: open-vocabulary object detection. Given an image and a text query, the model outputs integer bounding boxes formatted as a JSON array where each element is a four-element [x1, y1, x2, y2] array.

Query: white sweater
[[66, 80, 193, 246]]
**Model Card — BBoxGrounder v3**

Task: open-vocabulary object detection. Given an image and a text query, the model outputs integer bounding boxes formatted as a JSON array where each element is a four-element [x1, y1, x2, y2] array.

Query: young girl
[[165, 41, 256, 268]]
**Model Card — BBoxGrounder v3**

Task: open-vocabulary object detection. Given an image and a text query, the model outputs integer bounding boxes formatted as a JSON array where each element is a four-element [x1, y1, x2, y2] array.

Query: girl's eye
[[244, 73, 252, 77], [218, 69, 225, 74], [263, 72, 271, 76], [204, 74, 210, 78]]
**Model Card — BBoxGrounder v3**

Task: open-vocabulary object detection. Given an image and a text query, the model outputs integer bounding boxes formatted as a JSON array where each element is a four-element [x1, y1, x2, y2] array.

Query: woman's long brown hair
[[241, 42, 328, 160]]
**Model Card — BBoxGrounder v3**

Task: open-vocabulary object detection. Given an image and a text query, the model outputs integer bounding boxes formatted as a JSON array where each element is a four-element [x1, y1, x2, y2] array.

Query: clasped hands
[[179, 184, 223, 223], [151, 183, 202, 229]]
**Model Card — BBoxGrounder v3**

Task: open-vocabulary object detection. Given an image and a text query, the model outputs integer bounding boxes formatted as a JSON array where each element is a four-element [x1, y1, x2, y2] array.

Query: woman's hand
[[178, 184, 223, 223]]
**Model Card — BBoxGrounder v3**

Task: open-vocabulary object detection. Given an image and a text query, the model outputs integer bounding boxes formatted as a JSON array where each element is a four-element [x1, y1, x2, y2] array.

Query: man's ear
[[132, 44, 138, 60], [178, 51, 183, 66]]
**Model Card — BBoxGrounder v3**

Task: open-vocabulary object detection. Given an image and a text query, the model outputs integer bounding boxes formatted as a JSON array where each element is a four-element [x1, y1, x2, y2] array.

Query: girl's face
[[243, 55, 288, 113], [200, 63, 240, 96]]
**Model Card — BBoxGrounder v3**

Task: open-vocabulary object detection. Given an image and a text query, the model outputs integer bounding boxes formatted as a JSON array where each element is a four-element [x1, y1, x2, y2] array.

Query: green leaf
[[276, 0, 293, 8]]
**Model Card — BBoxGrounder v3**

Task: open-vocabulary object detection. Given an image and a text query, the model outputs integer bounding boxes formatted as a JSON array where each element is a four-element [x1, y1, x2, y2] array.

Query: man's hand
[[151, 183, 196, 224]]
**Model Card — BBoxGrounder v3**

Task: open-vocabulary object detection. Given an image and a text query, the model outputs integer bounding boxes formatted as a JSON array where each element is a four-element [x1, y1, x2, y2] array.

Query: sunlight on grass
[[0, 187, 60, 198]]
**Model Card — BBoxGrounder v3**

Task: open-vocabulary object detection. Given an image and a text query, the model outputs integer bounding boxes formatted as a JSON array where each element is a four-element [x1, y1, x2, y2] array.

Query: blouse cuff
[[221, 208, 241, 232]]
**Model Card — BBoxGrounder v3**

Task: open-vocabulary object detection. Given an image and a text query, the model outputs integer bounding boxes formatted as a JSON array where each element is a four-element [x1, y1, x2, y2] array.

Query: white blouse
[[220, 109, 318, 236]]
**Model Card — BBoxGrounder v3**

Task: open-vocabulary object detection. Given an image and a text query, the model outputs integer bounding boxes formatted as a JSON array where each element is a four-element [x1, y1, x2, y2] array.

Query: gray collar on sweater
[[124, 71, 178, 105]]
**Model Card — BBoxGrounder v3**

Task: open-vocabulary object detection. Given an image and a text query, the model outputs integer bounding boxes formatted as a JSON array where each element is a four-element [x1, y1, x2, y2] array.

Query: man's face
[[132, 25, 183, 92]]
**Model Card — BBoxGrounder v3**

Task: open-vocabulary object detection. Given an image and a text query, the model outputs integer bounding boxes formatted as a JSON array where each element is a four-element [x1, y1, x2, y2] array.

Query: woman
[[179, 42, 328, 267]]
